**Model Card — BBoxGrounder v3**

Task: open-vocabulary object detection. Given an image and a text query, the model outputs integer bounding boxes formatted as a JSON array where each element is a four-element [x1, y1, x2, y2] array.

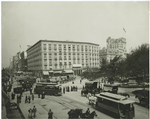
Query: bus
[[34, 82, 62, 96], [95, 92, 135, 119]]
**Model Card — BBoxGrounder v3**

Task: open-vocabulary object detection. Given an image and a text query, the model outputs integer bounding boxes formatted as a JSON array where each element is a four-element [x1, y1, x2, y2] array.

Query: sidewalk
[[2, 106, 8, 119], [19, 91, 56, 119], [12, 77, 55, 119]]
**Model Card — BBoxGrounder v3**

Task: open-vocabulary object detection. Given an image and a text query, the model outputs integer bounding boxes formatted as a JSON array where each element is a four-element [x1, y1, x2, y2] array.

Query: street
[[10, 76, 149, 119]]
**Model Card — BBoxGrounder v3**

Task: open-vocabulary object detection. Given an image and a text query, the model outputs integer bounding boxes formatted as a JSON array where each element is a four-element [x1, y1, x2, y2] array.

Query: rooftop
[[27, 39, 99, 51]]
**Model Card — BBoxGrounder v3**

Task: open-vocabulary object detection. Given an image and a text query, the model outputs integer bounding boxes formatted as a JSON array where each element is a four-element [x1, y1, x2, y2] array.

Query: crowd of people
[[62, 85, 79, 94], [6, 75, 84, 119]]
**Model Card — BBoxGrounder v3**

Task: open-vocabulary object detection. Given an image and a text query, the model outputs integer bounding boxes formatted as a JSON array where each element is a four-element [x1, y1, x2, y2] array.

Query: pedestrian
[[28, 108, 32, 118], [86, 108, 90, 116], [76, 86, 78, 91], [42, 92, 45, 99], [19, 94, 22, 103], [48, 109, 53, 119], [63, 87, 65, 94], [32, 93, 34, 101], [30, 88, 32, 94], [80, 79, 82, 84], [38, 93, 40, 98], [25, 95, 28, 103], [28, 95, 31, 103], [32, 106, 37, 118]]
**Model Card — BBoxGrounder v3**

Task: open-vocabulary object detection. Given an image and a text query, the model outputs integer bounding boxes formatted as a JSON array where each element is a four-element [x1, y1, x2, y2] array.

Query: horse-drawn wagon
[[67, 108, 97, 119], [81, 81, 101, 96]]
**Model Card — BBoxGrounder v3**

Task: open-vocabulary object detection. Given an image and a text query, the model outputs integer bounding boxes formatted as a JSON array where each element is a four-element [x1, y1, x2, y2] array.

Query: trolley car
[[95, 92, 135, 119], [34, 82, 62, 96]]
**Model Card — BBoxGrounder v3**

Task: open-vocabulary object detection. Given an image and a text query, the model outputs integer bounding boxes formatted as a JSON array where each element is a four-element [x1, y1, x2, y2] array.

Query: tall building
[[20, 51, 27, 72], [27, 40, 99, 77], [99, 37, 127, 64]]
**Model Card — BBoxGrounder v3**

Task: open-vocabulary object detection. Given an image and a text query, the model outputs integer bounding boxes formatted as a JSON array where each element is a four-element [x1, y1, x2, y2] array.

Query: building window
[[81, 45, 84, 51], [68, 45, 71, 51], [64, 56, 67, 60], [85, 46, 87, 52], [64, 62, 67, 67], [44, 53, 47, 59], [54, 57, 57, 60], [59, 44, 62, 50], [59, 62, 62, 68], [69, 56, 71, 60], [59, 56, 62, 60], [77, 45, 80, 51], [49, 53, 52, 59], [69, 62, 71, 68], [54, 44, 57, 50], [89, 46, 91, 51], [44, 65, 47, 69], [43, 44, 46, 50], [49, 44, 51, 50], [59, 52, 62, 55], [49, 59, 52, 66]]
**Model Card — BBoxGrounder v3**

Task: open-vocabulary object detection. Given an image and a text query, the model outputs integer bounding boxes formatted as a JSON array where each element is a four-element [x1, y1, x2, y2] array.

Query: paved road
[[37, 95, 113, 119], [13, 76, 149, 119]]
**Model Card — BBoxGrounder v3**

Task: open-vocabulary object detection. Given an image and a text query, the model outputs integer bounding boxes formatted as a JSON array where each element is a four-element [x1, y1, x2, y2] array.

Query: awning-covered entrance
[[54, 71, 62, 74], [49, 71, 54, 73], [43, 71, 49, 75], [64, 70, 73, 73], [72, 64, 82, 75], [72, 64, 82, 68]]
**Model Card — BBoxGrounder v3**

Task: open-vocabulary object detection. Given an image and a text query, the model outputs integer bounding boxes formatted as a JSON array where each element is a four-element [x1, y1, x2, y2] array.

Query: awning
[[72, 64, 82, 68], [54, 71, 62, 74], [64, 70, 73, 73], [49, 71, 54, 73], [43, 71, 49, 75], [17, 71, 23, 73]]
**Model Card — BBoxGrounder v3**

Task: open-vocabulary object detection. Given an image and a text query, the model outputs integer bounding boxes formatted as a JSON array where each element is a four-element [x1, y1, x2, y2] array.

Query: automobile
[[9, 102, 18, 109]]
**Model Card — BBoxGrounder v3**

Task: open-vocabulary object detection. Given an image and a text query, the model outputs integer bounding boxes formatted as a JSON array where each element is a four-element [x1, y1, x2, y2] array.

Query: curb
[[18, 105, 25, 119]]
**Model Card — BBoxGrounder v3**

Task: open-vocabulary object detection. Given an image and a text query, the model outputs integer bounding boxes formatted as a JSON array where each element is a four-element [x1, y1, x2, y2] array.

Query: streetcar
[[34, 82, 62, 96], [95, 92, 135, 119]]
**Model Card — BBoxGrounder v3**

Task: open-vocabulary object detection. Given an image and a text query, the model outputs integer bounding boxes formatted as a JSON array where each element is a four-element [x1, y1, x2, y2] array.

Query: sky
[[1, 1, 149, 68]]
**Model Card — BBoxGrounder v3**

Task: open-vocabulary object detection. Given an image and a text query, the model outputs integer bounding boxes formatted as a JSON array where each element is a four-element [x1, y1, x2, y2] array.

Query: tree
[[126, 44, 149, 78]]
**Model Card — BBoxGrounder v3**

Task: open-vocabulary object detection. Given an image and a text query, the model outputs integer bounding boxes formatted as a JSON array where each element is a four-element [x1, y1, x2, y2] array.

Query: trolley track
[[44, 95, 113, 119]]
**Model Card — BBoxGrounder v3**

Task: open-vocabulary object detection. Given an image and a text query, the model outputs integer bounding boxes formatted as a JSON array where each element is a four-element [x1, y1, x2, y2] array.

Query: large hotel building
[[27, 40, 99, 77]]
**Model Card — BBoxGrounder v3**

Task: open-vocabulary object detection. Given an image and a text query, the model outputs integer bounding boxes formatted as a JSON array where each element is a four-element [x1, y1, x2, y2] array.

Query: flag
[[123, 28, 126, 33]]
